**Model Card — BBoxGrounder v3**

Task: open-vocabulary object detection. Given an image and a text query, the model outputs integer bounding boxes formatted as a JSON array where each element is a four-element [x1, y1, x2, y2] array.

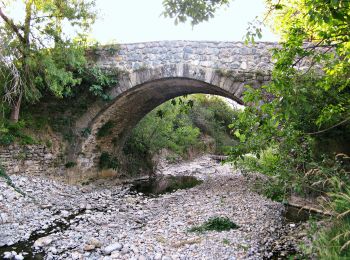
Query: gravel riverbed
[[0, 155, 310, 259]]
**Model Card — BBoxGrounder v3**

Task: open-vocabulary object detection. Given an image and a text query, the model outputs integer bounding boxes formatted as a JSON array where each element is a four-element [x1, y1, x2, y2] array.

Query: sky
[[3, 0, 278, 43], [91, 0, 279, 44]]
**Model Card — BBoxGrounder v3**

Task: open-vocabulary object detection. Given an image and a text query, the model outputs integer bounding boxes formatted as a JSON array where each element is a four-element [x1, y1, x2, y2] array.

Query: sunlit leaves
[[162, 0, 230, 26], [0, 0, 97, 118]]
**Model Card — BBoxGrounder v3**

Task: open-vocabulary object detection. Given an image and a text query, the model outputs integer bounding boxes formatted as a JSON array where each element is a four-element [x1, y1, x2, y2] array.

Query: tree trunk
[[10, 94, 22, 123], [9, 0, 33, 123]]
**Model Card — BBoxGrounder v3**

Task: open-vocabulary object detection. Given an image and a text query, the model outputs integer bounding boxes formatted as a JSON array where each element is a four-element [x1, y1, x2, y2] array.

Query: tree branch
[[0, 7, 25, 43], [306, 117, 350, 135]]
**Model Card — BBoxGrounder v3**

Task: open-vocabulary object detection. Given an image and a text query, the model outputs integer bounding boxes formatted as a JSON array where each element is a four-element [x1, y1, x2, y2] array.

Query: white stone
[[0, 213, 9, 224], [103, 243, 123, 255], [14, 254, 24, 260], [240, 61, 247, 70], [71, 251, 83, 260], [34, 236, 53, 248], [154, 253, 162, 260], [88, 237, 102, 248], [3, 252, 12, 259]]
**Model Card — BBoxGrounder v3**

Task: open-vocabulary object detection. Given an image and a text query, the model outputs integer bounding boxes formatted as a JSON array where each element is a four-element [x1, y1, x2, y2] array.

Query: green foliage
[[307, 181, 350, 258], [230, 1, 350, 256], [125, 96, 201, 157], [225, 0, 350, 201], [0, 119, 37, 145], [65, 161, 77, 168], [188, 217, 238, 233], [222, 238, 230, 245], [78, 66, 119, 101], [162, 0, 230, 26], [189, 95, 239, 154], [0, 64, 120, 146], [0, 165, 26, 196], [97, 121, 114, 138], [99, 152, 119, 170], [125, 95, 238, 160], [236, 148, 289, 202], [314, 220, 350, 259], [0, 0, 97, 121]]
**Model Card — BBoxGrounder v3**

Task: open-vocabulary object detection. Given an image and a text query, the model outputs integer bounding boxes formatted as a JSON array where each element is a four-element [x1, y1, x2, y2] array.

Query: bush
[[0, 120, 37, 146], [97, 121, 114, 138], [125, 94, 239, 159], [99, 152, 119, 170], [188, 217, 239, 233], [310, 184, 350, 258], [65, 161, 77, 168]]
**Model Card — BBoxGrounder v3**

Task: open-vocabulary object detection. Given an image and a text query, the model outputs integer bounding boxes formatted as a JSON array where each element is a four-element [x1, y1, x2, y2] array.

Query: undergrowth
[[188, 217, 239, 233], [122, 94, 239, 175], [0, 165, 26, 196]]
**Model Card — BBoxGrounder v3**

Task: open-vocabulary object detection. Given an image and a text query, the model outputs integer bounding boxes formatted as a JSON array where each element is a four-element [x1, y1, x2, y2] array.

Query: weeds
[[97, 121, 114, 138], [0, 165, 26, 196], [188, 217, 238, 233], [99, 152, 119, 170]]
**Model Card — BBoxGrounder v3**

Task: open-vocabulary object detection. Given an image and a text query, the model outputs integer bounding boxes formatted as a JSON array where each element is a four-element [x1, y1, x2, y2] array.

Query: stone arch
[[74, 64, 270, 171]]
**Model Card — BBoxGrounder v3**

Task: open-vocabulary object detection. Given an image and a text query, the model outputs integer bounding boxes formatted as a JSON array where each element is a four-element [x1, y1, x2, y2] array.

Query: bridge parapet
[[92, 40, 276, 73]]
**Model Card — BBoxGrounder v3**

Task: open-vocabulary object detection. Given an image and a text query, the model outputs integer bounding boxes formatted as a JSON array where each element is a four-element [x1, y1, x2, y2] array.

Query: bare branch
[[0, 7, 25, 43], [306, 117, 350, 135], [0, 39, 24, 106]]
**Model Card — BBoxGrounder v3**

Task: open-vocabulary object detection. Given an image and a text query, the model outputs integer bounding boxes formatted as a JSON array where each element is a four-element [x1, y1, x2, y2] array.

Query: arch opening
[[76, 73, 263, 173], [91, 77, 243, 149]]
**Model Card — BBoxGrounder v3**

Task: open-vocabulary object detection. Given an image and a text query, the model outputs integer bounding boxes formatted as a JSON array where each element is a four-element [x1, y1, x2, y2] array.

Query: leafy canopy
[[0, 0, 96, 113], [162, 0, 230, 26]]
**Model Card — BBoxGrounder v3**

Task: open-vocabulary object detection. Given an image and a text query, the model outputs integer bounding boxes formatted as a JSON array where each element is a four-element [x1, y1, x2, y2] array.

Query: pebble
[[3, 252, 12, 259], [103, 243, 123, 255], [33, 236, 52, 248], [0, 155, 312, 259]]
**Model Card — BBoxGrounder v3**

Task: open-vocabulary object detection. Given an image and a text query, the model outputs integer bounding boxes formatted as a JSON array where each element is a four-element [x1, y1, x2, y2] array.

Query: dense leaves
[[0, 0, 97, 121], [162, 0, 230, 26], [124, 94, 238, 158], [163, 0, 350, 256]]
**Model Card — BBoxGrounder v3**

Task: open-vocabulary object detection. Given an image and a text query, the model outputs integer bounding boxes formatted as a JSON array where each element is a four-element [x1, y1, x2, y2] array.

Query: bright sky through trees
[[91, 0, 279, 43], [3, 0, 278, 43]]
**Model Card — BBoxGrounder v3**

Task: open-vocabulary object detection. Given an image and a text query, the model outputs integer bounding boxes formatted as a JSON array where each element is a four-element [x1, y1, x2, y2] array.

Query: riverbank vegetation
[[0, 0, 349, 258], [123, 94, 239, 174], [163, 0, 350, 258]]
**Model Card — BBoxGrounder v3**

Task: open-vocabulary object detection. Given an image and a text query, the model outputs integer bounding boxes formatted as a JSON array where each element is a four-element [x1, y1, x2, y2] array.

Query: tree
[[163, 0, 350, 147], [0, 0, 96, 122], [162, 0, 230, 26]]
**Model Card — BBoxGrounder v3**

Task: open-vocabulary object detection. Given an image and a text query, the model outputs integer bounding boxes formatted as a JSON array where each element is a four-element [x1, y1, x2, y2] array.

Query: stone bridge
[[73, 40, 276, 173]]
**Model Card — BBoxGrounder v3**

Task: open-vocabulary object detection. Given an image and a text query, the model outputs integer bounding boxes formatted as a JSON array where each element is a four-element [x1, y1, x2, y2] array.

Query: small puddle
[[129, 175, 203, 196], [268, 205, 324, 259], [284, 205, 323, 223], [0, 210, 85, 260]]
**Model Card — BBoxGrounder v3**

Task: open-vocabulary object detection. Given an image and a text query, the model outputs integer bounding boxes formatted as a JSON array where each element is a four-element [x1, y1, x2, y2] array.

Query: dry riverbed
[[0, 155, 313, 259]]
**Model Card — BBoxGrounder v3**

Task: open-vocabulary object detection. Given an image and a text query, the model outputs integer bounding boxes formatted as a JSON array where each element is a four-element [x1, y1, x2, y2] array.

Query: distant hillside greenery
[[123, 94, 239, 170]]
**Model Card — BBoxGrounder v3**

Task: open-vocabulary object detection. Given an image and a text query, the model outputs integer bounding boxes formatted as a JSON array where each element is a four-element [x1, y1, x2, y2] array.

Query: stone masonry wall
[[94, 40, 276, 73], [0, 145, 55, 175]]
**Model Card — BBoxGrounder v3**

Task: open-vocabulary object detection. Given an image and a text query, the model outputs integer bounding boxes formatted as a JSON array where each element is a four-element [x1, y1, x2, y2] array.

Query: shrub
[[99, 152, 119, 170], [65, 161, 77, 168], [0, 120, 37, 146], [188, 217, 239, 233], [125, 94, 238, 159], [97, 121, 114, 138]]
